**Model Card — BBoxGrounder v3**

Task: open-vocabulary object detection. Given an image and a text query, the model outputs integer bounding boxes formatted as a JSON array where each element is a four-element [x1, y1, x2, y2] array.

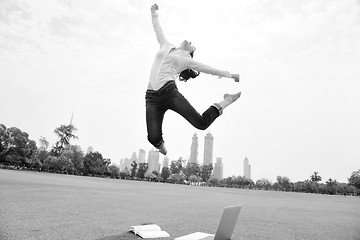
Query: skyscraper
[[243, 157, 251, 179], [214, 157, 223, 179], [147, 149, 160, 173], [130, 152, 137, 164], [138, 149, 146, 164], [203, 132, 214, 165], [120, 158, 131, 171], [189, 133, 198, 164], [162, 156, 169, 169]]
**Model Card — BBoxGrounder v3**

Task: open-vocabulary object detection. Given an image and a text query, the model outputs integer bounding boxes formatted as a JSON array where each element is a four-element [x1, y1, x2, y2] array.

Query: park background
[[1, 0, 359, 183]]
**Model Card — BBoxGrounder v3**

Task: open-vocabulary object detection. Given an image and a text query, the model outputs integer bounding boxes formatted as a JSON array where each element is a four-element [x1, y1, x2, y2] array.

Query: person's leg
[[169, 90, 241, 130], [168, 90, 220, 130], [146, 93, 168, 155], [213, 92, 242, 115]]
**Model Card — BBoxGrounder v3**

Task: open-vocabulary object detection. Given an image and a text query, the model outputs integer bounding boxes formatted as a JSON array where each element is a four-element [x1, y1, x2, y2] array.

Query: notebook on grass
[[174, 205, 241, 240]]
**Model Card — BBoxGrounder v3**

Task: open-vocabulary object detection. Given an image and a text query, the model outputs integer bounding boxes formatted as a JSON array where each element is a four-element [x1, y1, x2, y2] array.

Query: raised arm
[[183, 58, 240, 82], [151, 4, 167, 46]]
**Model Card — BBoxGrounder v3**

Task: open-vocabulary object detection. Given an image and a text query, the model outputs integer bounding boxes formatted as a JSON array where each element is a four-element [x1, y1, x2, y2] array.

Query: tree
[[120, 169, 130, 179], [208, 176, 219, 187], [0, 124, 37, 167], [42, 155, 74, 173], [83, 151, 108, 176], [42, 156, 58, 172], [325, 178, 338, 195], [145, 172, 156, 181], [39, 136, 49, 151], [136, 163, 148, 179], [348, 170, 360, 190], [256, 178, 272, 190], [276, 176, 292, 191], [36, 136, 51, 166], [169, 158, 184, 174], [160, 167, 171, 181], [130, 161, 138, 178], [188, 175, 202, 185], [183, 162, 200, 179], [52, 124, 78, 156], [61, 146, 84, 174], [304, 179, 319, 193], [310, 171, 322, 183], [108, 165, 120, 179], [200, 164, 213, 182], [168, 173, 186, 184]]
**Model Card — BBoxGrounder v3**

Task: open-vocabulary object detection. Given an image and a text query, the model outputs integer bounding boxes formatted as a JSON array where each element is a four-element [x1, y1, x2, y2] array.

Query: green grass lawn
[[1, 169, 359, 240]]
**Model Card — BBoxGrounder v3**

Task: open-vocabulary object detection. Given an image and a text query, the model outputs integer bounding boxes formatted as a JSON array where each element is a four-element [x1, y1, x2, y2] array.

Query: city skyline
[[118, 132, 250, 180]]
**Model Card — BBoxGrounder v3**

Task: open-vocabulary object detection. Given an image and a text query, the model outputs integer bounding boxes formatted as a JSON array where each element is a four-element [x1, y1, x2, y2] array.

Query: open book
[[129, 224, 170, 239]]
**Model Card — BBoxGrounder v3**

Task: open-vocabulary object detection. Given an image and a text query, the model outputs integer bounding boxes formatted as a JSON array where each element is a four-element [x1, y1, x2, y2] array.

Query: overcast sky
[[1, 0, 359, 183]]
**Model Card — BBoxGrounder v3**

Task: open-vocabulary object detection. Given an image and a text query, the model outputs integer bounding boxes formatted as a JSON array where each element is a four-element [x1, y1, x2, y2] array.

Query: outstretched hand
[[151, 4, 159, 12], [232, 73, 240, 82]]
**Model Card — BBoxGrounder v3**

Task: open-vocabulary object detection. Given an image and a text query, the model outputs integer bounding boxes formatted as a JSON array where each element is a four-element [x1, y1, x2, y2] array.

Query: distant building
[[87, 146, 93, 154], [162, 156, 169, 169], [189, 133, 198, 164], [243, 157, 251, 179], [120, 158, 131, 171], [214, 157, 223, 179], [203, 132, 214, 165], [138, 149, 146, 164], [130, 152, 137, 164], [147, 149, 160, 173]]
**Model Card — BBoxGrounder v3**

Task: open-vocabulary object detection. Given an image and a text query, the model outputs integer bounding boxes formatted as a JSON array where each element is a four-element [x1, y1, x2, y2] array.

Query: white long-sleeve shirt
[[148, 12, 232, 90]]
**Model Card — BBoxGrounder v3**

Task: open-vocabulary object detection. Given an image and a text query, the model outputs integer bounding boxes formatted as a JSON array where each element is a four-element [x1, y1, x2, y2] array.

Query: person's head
[[179, 47, 199, 82], [178, 40, 196, 54]]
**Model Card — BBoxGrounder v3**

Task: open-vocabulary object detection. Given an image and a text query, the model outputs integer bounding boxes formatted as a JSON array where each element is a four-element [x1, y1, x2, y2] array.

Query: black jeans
[[145, 81, 220, 148]]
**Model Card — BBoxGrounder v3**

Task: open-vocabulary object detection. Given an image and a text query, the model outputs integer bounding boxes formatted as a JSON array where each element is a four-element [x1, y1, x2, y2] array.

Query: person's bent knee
[[147, 135, 163, 148], [194, 124, 208, 131]]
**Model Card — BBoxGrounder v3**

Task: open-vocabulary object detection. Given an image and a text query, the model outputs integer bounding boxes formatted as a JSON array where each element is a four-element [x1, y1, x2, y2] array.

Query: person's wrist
[[232, 73, 239, 82]]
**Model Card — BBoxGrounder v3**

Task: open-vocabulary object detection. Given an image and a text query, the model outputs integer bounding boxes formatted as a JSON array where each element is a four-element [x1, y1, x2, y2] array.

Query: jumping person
[[146, 4, 241, 155]]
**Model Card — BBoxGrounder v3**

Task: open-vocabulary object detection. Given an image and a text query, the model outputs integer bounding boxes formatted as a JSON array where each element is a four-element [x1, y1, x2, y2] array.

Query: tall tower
[[243, 157, 251, 179], [138, 149, 146, 164], [214, 157, 223, 179], [189, 133, 198, 164], [203, 132, 214, 165], [147, 149, 160, 173]]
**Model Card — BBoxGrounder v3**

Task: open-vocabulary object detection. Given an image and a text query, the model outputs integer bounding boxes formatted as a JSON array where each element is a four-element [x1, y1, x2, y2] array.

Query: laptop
[[174, 205, 242, 240]]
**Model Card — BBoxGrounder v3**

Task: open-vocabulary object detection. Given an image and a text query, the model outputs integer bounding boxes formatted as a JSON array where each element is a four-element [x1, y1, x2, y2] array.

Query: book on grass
[[174, 232, 215, 240], [129, 224, 170, 239]]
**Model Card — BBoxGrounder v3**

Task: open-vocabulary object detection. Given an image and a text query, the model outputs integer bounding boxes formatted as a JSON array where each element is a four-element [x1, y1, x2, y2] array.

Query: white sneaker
[[158, 142, 167, 155], [224, 92, 241, 103]]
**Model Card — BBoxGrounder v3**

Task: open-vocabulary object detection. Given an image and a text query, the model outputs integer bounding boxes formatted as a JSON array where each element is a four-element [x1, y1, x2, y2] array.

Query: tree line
[[1, 123, 359, 196]]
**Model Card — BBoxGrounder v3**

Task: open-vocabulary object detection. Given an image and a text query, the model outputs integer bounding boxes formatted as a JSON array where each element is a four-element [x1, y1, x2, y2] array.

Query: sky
[[1, 0, 359, 183]]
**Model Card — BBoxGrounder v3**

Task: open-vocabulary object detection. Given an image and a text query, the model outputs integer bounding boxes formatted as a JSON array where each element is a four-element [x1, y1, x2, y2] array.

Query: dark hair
[[179, 51, 200, 82]]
